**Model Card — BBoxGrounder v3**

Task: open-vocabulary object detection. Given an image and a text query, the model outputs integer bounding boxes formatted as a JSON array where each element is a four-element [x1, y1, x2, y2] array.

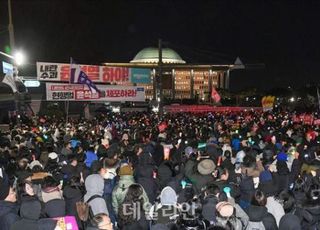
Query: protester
[[0, 110, 320, 229]]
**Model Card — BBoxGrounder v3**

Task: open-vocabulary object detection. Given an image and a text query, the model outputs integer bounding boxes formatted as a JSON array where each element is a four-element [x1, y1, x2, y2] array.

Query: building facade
[[105, 47, 230, 102]]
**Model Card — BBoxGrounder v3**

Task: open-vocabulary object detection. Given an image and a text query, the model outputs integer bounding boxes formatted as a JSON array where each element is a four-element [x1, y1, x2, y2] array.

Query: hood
[[160, 186, 177, 205], [247, 205, 268, 222], [85, 174, 104, 196], [279, 214, 301, 230], [20, 200, 41, 220], [118, 175, 135, 188]]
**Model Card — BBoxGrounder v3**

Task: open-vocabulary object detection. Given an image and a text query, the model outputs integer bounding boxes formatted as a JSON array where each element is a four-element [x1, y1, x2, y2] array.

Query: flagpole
[[65, 57, 72, 125], [317, 86, 320, 112]]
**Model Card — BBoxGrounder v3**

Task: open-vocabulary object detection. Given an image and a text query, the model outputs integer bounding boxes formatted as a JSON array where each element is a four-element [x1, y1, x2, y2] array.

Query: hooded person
[[135, 152, 158, 204], [150, 186, 180, 225], [84, 174, 108, 216], [10, 199, 57, 230]]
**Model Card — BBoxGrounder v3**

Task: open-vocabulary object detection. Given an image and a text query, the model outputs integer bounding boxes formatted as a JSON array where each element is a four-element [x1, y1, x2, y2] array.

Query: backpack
[[76, 194, 102, 222], [246, 221, 265, 230], [104, 177, 116, 195]]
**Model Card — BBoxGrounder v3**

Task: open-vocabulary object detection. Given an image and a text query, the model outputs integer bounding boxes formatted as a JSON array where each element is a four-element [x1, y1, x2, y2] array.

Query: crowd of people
[[0, 110, 320, 230]]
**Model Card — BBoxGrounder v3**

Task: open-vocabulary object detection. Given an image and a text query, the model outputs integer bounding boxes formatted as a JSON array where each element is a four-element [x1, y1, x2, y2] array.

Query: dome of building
[[130, 47, 186, 64]]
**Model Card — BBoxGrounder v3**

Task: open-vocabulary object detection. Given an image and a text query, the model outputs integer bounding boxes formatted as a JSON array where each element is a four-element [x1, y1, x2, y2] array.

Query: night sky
[[0, 0, 320, 91]]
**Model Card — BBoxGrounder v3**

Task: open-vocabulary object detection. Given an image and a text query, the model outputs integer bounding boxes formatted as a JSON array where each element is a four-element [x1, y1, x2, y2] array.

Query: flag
[[211, 87, 221, 103], [70, 61, 100, 94], [2, 72, 17, 93], [317, 87, 320, 111]]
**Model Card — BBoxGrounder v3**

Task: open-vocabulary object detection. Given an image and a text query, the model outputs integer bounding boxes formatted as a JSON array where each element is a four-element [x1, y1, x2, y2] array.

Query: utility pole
[[8, 0, 15, 52], [158, 39, 163, 116]]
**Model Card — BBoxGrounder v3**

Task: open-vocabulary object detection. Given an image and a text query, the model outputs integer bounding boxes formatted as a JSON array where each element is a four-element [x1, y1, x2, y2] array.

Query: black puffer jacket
[[44, 199, 66, 218], [246, 205, 278, 230], [0, 200, 20, 230], [11, 200, 56, 230], [135, 164, 158, 204]]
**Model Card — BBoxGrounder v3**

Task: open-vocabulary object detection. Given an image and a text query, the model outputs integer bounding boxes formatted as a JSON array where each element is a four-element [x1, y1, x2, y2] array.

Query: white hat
[[48, 152, 58, 161], [29, 160, 43, 170]]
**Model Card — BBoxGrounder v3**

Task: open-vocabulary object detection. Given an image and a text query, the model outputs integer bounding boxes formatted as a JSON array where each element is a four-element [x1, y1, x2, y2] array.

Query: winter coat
[[84, 174, 108, 216], [184, 159, 215, 193], [201, 195, 219, 224], [112, 175, 149, 215], [266, 196, 285, 227], [112, 175, 135, 214], [158, 161, 174, 190], [246, 205, 278, 230], [0, 201, 20, 230], [10, 199, 52, 230], [63, 185, 83, 217], [300, 202, 320, 230], [279, 214, 301, 230], [135, 164, 158, 204], [239, 176, 255, 208], [44, 199, 66, 218]]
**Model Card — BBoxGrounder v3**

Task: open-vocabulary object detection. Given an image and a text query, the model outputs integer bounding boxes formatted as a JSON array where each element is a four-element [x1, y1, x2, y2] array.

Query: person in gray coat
[[84, 174, 109, 216]]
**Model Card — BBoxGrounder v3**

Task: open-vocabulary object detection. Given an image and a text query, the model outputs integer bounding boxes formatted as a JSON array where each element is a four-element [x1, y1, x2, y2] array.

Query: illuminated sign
[[24, 80, 40, 87], [2, 61, 13, 74]]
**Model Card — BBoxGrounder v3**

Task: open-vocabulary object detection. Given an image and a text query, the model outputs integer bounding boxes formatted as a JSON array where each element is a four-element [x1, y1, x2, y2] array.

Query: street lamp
[[289, 97, 295, 103], [13, 51, 26, 65]]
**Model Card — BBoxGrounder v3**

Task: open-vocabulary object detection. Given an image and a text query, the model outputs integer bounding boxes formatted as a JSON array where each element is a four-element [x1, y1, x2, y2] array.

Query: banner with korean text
[[37, 62, 151, 84], [46, 83, 145, 102]]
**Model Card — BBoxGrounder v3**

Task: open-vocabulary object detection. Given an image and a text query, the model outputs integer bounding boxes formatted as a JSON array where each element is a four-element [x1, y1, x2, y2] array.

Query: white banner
[[46, 83, 145, 102]]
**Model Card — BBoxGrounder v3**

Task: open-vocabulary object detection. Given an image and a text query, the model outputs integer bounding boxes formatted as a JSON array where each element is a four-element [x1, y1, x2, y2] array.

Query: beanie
[[119, 165, 133, 176], [0, 178, 10, 200], [277, 152, 288, 162]]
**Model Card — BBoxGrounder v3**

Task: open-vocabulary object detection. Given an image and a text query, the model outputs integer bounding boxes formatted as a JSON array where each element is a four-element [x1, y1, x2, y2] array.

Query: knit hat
[[216, 201, 234, 218], [119, 165, 133, 176], [197, 159, 216, 175], [0, 177, 10, 200], [277, 152, 288, 161], [259, 170, 272, 183]]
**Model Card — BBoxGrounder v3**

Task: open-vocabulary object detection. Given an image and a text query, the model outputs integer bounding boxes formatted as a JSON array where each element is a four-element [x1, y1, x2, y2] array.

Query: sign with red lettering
[[37, 62, 151, 84], [314, 119, 320, 125], [46, 83, 145, 102]]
